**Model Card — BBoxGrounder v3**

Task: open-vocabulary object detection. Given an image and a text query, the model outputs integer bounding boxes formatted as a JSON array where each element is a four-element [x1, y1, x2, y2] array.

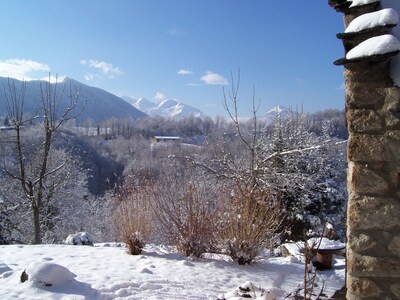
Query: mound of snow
[[65, 232, 94, 246], [218, 281, 283, 300], [25, 261, 76, 287], [345, 8, 399, 33], [346, 34, 400, 59]]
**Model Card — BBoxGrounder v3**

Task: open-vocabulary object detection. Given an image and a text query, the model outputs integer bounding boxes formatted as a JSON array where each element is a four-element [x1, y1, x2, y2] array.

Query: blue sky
[[0, 0, 346, 117]]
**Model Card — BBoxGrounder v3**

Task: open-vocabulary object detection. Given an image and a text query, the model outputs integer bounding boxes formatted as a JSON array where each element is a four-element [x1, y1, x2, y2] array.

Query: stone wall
[[329, 1, 400, 299]]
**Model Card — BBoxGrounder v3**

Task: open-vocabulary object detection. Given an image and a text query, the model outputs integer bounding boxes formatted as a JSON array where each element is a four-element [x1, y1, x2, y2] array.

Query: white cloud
[[0, 58, 50, 81], [187, 83, 200, 87], [84, 73, 95, 81], [80, 59, 123, 78], [200, 71, 228, 85], [40, 75, 66, 83], [154, 91, 166, 100], [177, 69, 193, 75]]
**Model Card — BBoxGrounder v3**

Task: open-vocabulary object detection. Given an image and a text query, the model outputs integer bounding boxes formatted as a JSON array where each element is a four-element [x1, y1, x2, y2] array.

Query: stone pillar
[[329, 1, 400, 299]]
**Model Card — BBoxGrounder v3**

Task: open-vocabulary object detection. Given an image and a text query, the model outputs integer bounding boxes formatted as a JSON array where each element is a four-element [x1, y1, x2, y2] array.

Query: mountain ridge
[[0, 77, 147, 124], [123, 96, 206, 119]]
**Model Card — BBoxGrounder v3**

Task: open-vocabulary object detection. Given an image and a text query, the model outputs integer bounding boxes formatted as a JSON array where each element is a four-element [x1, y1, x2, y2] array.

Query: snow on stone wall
[[345, 0, 400, 86]]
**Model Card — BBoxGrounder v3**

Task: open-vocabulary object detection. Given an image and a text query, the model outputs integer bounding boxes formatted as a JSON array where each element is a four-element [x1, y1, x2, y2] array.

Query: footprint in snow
[[140, 268, 153, 274], [42, 257, 53, 261], [180, 260, 195, 267], [139, 282, 163, 290]]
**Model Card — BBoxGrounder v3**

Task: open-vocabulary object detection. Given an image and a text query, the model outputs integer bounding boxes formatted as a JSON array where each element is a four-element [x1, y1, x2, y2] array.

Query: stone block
[[345, 60, 392, 84], [384, 87, 400, 129], [389, 235, 400, 257], [386, 131, 400, 161], [348, 132, 400, 162], [392, 282, 400, 299], [347, 275, 382, 298], [346, 84, 385, 109], [347, 109, 384, 133], [348, 233, 377, 253], [385, 111, 400, 129], [348, 162, 389, 195], [347, 196, 400, 231], [347, 252, 400, 277]]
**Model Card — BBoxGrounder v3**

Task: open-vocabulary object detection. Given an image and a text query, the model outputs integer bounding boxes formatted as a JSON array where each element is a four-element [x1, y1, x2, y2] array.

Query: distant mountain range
[[0, 77, 146, 124], [123, 96, 205, 119]]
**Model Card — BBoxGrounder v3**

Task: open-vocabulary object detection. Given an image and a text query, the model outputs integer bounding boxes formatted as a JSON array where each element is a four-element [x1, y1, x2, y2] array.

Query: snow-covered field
[[0, 243, 345, 299]]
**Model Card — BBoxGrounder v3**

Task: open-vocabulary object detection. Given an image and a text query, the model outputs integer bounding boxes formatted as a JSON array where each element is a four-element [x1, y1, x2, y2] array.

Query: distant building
[[151, 136, 181, 144]]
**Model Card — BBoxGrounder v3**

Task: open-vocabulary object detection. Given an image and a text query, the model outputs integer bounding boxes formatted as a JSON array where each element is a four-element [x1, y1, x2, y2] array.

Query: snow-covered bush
[[112, 186, 152, 255], [64, 232, 94, 246], [22, 262, 76, 287], [218, 281, 280, 300]]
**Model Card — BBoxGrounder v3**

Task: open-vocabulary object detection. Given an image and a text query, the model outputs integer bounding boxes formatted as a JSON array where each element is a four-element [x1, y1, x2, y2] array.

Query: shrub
[[149, 180, 218, 258], [113, 188, 152, 255], [219, 183, 285, 264]]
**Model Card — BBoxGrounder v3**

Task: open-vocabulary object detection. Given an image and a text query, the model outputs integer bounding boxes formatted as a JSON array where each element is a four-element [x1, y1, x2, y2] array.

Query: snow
[[0, 243, 346, 299], [346, 34, 400, 59], [64, 232, 94, 246], [345, 8, 399, 33], [308, 238, 346, 251], [25, 262, 76, 287], [349, 0, 379, 8], [132, 97, 205, 119]]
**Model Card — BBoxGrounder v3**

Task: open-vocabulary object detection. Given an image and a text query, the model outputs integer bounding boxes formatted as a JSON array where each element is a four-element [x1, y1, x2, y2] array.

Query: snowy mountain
[[263, 105, 299, 124], [126, 97, 205, 119], [0, 77, 147, 124], [132, 97, 158, 112]]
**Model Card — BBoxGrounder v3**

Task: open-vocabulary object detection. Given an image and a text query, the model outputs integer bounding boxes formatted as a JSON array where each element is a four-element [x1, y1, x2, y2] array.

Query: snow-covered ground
[[0, 243, 345, 300]]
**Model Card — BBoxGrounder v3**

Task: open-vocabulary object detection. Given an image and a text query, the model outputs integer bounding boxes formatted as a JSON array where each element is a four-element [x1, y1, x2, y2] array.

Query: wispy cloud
[[84, 73, 95, 81], [338, 82, 345, 90], [200, 71, 228, 85], [187, 83, 200, 87], [154, 91, 166, 101], [166, 28, 187, 36], [177, 69, 193, 75], [80, 59, 123, 79], [0, 58, 50, 81]]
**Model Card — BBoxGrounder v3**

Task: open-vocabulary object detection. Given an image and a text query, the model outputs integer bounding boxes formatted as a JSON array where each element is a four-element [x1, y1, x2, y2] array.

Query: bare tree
[[2, 76, 82, 244]]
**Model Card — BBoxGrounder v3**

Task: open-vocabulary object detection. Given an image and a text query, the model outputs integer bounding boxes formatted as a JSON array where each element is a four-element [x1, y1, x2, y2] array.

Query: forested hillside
[[0, 97, 347, 249]]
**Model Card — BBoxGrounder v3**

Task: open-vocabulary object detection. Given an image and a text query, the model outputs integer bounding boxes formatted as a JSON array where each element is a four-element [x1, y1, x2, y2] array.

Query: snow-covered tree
[[262, 110, 347, 239], [1, 77, 83, 244], [183, 76, 347, 242]]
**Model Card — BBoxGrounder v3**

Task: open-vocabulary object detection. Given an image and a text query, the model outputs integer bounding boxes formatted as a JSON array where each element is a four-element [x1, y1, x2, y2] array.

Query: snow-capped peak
[[125, 97, 205, 119], [266, 105, 289, 115]]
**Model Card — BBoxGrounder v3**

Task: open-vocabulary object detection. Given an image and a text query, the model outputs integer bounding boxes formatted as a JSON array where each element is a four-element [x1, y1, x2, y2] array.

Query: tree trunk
[[33, 205, 41, 244]]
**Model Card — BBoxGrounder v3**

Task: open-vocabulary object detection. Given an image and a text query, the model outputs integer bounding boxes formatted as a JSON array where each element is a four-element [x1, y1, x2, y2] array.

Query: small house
[[151, 136, 181, 144]]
